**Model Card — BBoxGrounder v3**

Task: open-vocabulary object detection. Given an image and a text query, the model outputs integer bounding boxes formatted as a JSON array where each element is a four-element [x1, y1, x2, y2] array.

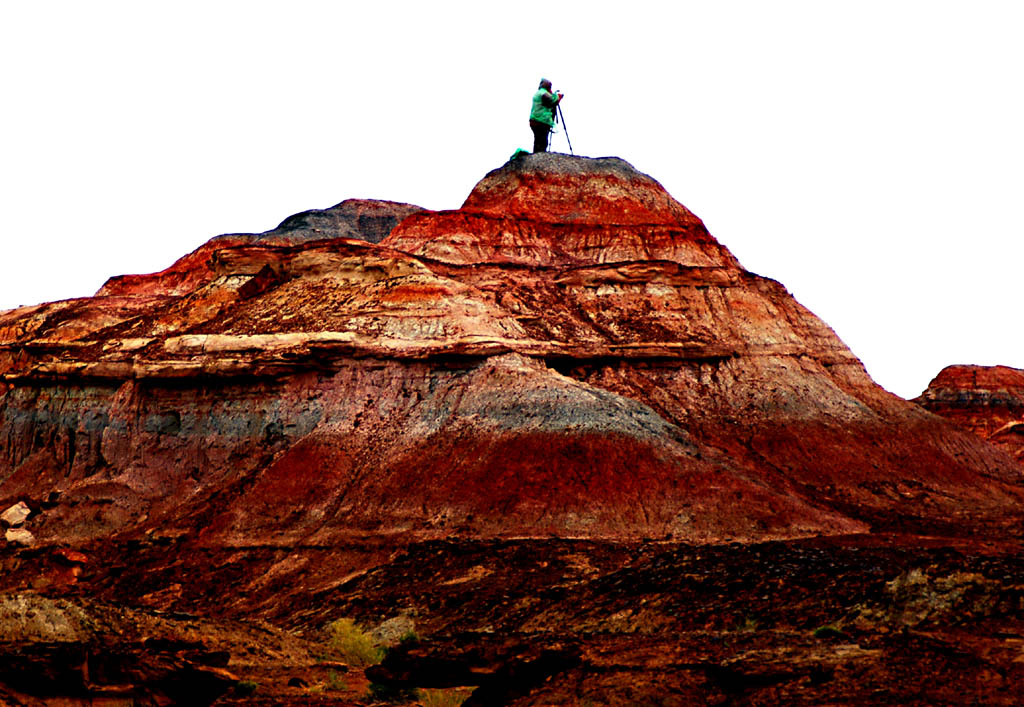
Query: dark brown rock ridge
[[915, 364, 1024, 463], [96, 198, 423, 298], [250, 198, 424, 245]]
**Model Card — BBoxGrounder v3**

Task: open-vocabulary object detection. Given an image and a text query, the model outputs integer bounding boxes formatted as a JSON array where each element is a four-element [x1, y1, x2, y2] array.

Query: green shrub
[[420, 688, 470, 706], [326, 617, 385, 667], [735, 616, 759, 632], [326, 669, 348, 692], [813, 624, 848, 640], [398, 629, 420, 645], [233, 680, 259, 696]]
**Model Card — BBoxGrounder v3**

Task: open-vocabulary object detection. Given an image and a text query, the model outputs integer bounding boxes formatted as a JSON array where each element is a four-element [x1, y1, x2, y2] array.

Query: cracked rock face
[[0, 155, 1022, 549]]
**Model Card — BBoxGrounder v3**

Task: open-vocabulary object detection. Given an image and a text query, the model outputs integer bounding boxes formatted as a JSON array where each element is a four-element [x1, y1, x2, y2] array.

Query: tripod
[[556, 104, 574, 155]]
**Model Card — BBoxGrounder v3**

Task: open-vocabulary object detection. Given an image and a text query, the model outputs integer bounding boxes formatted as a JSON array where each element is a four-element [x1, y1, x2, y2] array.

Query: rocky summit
[[1, 154, 1022, 704]]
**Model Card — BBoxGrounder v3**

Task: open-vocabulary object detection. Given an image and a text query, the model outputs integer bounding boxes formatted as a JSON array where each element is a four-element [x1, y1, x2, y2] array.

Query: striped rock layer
[[1, 154, 1021, 550]]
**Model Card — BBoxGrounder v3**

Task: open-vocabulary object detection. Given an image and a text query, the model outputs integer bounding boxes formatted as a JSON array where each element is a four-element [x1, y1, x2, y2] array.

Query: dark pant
[[530, 120, 550, 153]]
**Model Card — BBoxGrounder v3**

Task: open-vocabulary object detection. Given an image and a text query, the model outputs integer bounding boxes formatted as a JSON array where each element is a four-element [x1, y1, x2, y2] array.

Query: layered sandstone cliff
[[1, 155, 1021, 551], [915, 364, 1024, 463]]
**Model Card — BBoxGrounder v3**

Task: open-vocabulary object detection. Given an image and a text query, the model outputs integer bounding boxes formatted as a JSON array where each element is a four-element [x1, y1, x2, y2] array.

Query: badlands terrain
[[1, 154, 1022, 704]]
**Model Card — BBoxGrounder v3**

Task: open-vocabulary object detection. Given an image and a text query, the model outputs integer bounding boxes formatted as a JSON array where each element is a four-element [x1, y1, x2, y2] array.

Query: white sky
[[2, 1, 1022, 399]]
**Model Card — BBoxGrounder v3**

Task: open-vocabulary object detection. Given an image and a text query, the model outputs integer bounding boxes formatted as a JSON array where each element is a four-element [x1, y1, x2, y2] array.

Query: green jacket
[[530, 88, 561, 127]]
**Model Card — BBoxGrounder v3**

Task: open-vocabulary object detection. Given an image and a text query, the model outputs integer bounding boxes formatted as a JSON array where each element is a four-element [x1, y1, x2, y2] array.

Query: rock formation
[[2, 154, 1019, 547], [95, 198, 423, 299], [915, 364, 1024, 463], [255, 198, 424, 245], [1, 154, 1022, 703]]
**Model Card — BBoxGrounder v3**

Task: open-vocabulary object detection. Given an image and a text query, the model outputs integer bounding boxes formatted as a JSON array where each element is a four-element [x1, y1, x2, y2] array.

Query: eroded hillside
[[1, 154, 1021, 704]]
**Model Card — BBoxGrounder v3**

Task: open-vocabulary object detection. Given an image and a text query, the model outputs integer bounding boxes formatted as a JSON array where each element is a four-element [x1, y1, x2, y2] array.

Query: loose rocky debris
[[1, 535, 1019, 704], [0, 592, 367, 705], [344, 538, 1024, 705]]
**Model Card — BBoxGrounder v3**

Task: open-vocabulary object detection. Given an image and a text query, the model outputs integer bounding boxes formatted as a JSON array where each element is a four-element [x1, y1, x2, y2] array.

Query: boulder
[[4, 528, 35, 547], [0, 501, 30, 527]]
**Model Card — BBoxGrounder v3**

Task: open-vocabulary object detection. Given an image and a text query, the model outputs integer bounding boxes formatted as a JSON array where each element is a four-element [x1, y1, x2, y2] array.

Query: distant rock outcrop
[[915, 364, 1024, 464]]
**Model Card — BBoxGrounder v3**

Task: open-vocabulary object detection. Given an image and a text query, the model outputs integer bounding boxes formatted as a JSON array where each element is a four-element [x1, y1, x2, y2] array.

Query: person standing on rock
[[530, 78, 563, 153]]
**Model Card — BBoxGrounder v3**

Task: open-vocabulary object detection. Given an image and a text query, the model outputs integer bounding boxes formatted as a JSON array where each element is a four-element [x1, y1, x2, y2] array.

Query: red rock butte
[[3, 153, 1024, 705], [1, 153, 1021, 548], [916, 364, 1024, 464]]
